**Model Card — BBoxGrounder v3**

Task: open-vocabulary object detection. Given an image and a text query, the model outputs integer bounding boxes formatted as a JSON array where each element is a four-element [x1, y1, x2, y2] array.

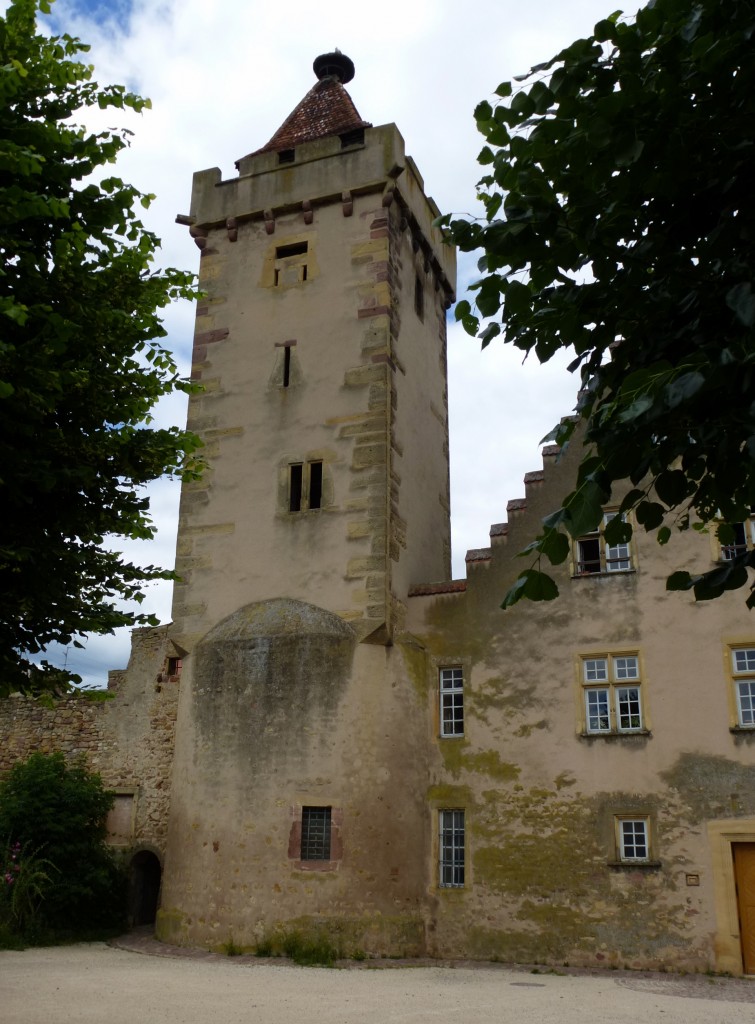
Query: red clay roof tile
[[244, 76, 371, 160]]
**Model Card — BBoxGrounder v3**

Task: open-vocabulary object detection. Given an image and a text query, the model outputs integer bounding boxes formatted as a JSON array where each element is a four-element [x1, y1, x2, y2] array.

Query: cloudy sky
[[25, 0, 624, 685]]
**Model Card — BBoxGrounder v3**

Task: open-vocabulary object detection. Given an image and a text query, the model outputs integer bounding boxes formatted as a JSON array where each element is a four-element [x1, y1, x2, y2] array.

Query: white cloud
[[27, 0, 614, 683]]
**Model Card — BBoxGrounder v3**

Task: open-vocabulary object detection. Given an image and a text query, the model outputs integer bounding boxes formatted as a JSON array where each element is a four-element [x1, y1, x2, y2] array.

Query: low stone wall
[[0, 625, 179, 852]]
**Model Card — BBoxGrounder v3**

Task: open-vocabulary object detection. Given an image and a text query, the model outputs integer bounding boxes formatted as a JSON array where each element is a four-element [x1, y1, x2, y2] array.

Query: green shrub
[[281, 930, 341, 967], [0, 752, 126, 942], [1, 839, 58, 939]]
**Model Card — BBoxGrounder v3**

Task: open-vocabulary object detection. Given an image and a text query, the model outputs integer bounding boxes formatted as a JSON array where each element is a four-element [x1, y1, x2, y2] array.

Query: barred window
[[301, 807, 331, 861]]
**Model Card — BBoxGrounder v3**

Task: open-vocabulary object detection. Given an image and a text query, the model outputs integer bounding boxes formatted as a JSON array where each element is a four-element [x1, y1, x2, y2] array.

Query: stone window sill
[[607, 860, 661, 871], [571, 569, 637, 580], [580, 730, 651, 740]]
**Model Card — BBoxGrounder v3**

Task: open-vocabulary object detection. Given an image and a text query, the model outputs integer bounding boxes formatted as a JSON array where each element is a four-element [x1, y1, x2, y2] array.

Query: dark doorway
[[129, 850, 162, 926]]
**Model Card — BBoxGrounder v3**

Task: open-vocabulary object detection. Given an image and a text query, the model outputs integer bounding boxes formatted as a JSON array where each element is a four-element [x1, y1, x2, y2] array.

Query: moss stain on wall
[[458, 782, 699, 966], [660, 752, 755, 824]]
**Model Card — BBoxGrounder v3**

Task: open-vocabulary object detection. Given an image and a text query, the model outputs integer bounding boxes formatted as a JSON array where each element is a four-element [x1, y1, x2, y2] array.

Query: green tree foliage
[[0, 752, 126, 940], [441, 0, 755, 607], [0, 0, 202, 696]]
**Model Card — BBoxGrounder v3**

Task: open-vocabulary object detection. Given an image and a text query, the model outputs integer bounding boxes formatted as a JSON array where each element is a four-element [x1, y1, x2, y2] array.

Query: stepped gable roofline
[[238, 50, 372, 165]]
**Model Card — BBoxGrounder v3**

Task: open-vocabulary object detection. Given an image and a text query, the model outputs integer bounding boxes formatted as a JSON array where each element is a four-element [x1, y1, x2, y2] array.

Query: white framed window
[[575, 512, 632, 575], [582, 654, 644, 734], [616, 817, 650, 863], [720, 518, 755, 561], [731, 647, 755, 727], [440, 667, 464, 737], [439, 809, 465, 887]]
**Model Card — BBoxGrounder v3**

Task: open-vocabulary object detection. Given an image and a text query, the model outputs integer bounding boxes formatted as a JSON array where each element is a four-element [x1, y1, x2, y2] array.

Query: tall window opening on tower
[[309, 462, 323, 510], [288, 461, 324, 512], [275, 241, 308, 286], [289, 464, 303, 512]]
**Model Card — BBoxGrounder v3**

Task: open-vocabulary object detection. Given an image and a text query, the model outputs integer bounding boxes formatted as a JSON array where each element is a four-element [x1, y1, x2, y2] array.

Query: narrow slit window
[[283, 346, 291, 388], [308, 461, 323, 510], [289, 463, 303, 512], [414, 274, 424, 321]]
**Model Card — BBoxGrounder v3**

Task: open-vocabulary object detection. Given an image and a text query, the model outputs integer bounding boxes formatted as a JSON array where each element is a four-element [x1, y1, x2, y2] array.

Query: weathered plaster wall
[[405, 440, 755, 971], [158, 599, 431, 954], [171, 124, 454, 654]]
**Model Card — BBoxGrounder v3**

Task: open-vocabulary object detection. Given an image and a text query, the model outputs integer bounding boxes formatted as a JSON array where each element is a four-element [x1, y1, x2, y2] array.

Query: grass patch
[[282, 931, 341, 967], [254, 929, 343, 966]]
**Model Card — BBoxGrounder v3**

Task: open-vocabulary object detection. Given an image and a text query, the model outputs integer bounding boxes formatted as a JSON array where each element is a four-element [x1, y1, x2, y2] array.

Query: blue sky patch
[[66, 0, 132, 29]]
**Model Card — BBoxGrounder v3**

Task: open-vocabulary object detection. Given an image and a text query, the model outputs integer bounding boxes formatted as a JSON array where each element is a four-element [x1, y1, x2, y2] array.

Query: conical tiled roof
[[239, 52, 371, 163]]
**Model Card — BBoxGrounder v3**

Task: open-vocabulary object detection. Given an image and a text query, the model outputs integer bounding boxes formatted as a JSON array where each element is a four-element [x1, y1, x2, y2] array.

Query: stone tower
[[157, 53, 456, 951]]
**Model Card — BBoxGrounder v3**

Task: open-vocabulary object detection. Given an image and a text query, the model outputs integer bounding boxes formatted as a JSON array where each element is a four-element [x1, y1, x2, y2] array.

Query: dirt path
[[1, 942, 753, 1024]]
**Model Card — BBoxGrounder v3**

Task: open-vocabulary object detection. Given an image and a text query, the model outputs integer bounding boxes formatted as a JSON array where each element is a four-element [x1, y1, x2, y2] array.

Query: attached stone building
[[1, 53, 754, 974]]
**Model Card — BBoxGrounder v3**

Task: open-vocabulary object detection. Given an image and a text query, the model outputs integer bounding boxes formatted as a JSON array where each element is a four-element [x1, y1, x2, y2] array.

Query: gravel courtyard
[[1, 940, 754, 1024]]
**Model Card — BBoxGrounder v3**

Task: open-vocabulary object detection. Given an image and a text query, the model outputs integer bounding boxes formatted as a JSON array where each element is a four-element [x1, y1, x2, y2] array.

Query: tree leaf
[[504, 279, 531, 315], [665, 372, 705, 409], [635, 501, 665, 530], [502, 569, 560, 608], [540, 529, 571, 565], [726, 283, 755, 327], [666, 571, 693, 591], [654, 470, 690, 507]]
